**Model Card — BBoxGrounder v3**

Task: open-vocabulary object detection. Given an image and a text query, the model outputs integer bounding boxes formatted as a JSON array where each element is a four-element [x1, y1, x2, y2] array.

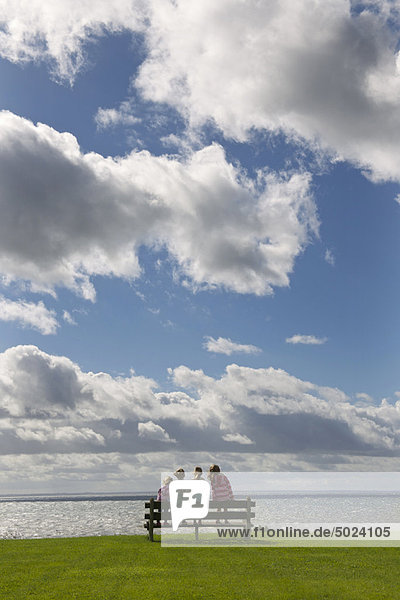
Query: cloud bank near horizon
[[0, 345, 399, 461], [0, 343, 399, 489]]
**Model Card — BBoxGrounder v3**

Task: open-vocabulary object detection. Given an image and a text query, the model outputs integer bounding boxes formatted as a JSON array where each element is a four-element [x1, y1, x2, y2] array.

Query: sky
[[1, 0, 400, 493]]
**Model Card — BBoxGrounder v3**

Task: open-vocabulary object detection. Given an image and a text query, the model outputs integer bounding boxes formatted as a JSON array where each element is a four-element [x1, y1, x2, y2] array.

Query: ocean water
[[0, 494, 399, 539]]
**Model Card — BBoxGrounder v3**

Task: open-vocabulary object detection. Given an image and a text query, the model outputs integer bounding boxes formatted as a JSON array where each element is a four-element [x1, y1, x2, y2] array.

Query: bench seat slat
[[145, 511, 255, 520], [145, 521, 251, 529], [145, 500, 255, 509], [209, 500, 255, 508]]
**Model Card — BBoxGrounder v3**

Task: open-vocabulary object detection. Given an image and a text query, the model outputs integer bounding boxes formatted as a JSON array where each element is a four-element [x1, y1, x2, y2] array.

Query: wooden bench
[[144, 497, 255, 541]]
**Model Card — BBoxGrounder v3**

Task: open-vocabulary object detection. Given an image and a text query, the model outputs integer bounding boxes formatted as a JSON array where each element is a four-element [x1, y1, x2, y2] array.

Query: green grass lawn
[[0, 535, 399, 599]]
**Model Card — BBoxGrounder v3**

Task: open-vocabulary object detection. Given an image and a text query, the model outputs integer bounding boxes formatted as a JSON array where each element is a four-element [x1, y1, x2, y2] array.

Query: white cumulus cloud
[[62, 310, 77, 326], [325, 249, 335, 266], [1, 2, 400, 180], [138, 421, 176, 443], [222, 433, 254, 445], [95, 104, 140, 129], [0, 0, 144, 84], [286, 334, 328, 345], [0, 295, 58, 334], [15, 422, 105, 445], [0, 111, 317, 298], [203, 336, 261, 356], [135, 0, 400, 182]]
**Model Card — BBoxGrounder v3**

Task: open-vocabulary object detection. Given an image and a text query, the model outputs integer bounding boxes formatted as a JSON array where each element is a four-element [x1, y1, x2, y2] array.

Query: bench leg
[[246, 496, 252, 532], [149, 498, 154, 541]]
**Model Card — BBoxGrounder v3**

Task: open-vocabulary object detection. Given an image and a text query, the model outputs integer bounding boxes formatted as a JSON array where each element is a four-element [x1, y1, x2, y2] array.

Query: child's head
[[193, 466, 203, 479], [174, 467, 185, 480]]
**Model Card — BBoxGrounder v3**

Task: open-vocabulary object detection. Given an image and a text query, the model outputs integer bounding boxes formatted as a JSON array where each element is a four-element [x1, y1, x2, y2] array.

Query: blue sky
[[1, 0, 400, 492]]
